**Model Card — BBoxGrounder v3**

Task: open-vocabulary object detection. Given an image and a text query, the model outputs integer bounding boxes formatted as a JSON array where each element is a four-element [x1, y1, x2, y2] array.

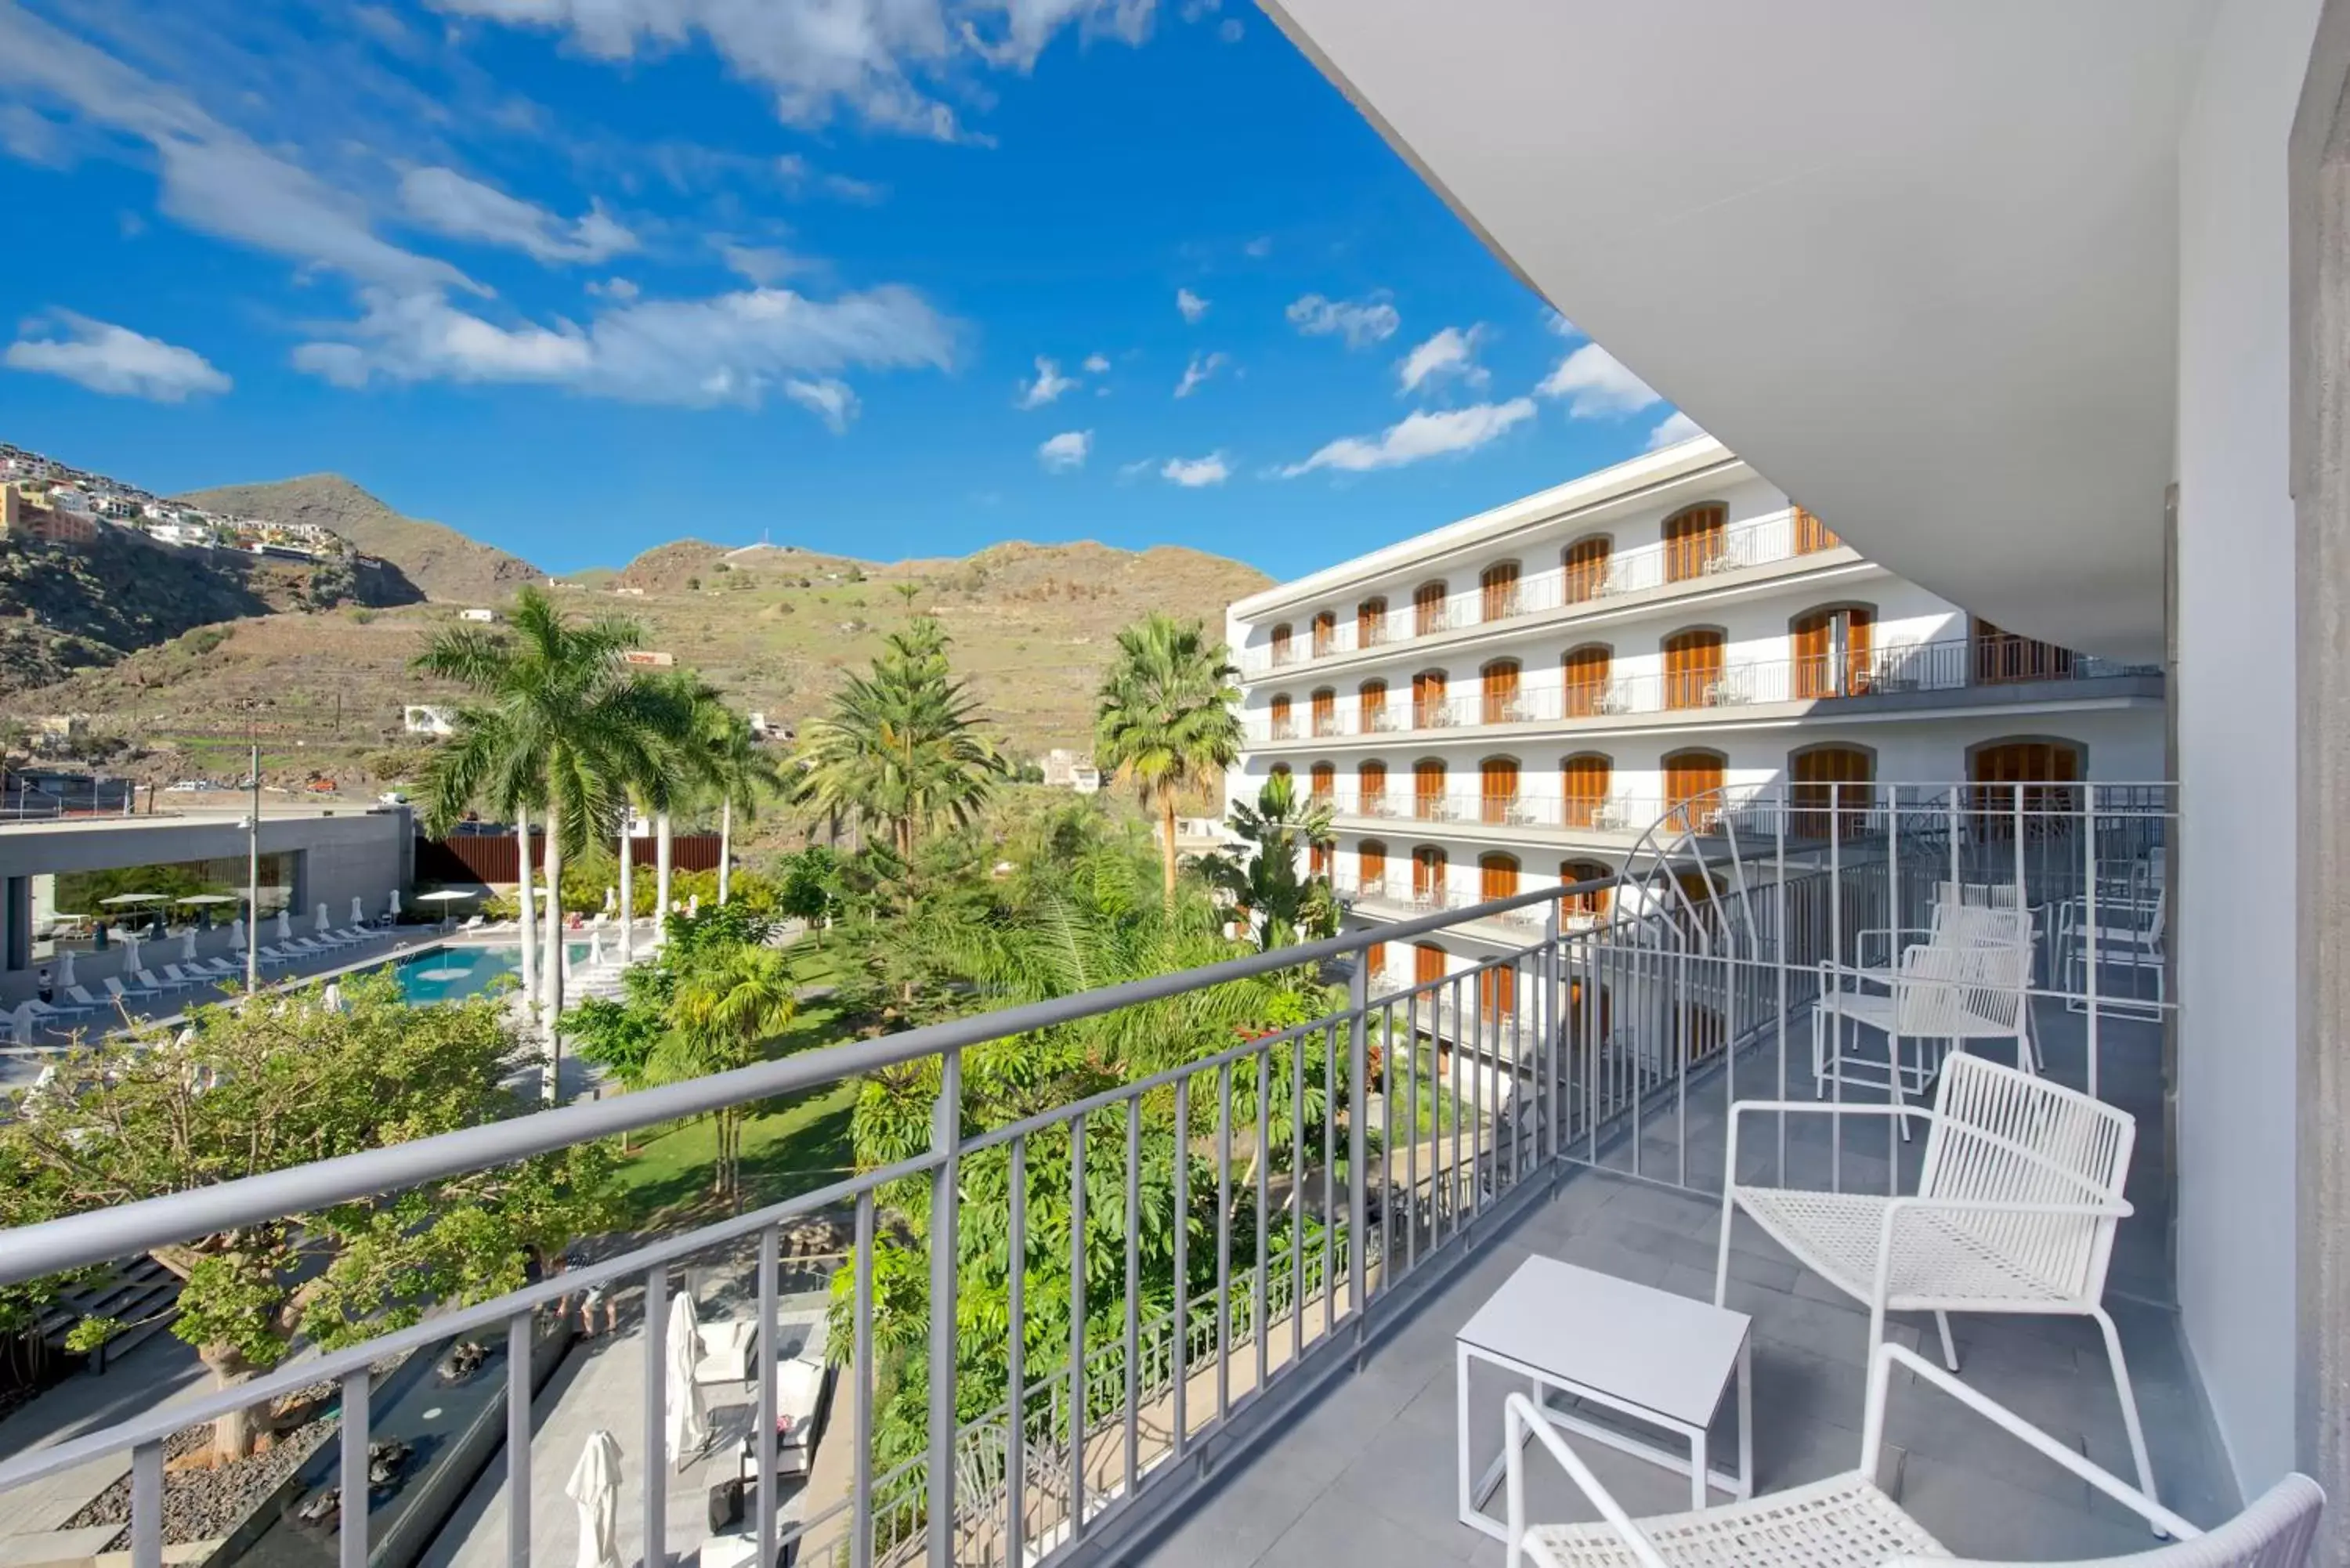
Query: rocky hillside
[[0, 527, 421, 695], [177, 475, 541, 604]]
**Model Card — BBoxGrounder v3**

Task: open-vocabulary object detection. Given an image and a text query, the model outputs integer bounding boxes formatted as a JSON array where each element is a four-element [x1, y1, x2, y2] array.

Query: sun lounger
[[161, 964, 215, 990], [104, 976, 159, 1003], [64, 985, 107, 1010]]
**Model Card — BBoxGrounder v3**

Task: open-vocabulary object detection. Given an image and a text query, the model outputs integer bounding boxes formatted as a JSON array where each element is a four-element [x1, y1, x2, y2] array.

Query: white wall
[[2172, 0, 2321, 1496]]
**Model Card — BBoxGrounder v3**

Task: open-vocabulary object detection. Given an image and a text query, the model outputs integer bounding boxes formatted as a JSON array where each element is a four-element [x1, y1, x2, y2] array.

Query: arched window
[[1270, 622, 1294, 666], [1270, 762, 1292, 781], [1791, 505, 1841, 554], [1968, 737, 2085, 828], [1309, 841, 1331, 877], [1357, 596, 1389, 649], [1412, 580, 1450, 637], [1358, 677, 1390, 732], [1268, 692, 1295, 738], [1664, 748, 1727, 834], [1413, 941, 1448, 985], [1480, 965, 1519, 1021], [1310, 610, 1336, 658], [1479, 757, 1521, 824], [1480, 560, 1522, 621], [1480, 658, 1523, 724], [1563, 644, 1614, 717], [1562, 535, 1612, 604], [1559, 858, 1613, 917], [1310, 686, 1337, 736], [1662, 502, 1728, 581], [1357, 840, 1388, 893], [1412, 668, 1450, 728], [1790, 744, 1875, 840], [1972, 617, 2077, 685], [1661, 627, 1726, 710], [1560, 753, 1612, 829], [1358, 761, 1388, 815], [1479, 851, 1520, 901], [1308, 761, 1336, 801], [1365, 940, 1387, 980], [1412, 846, 1449, 906], [1791, 605, 1875, 698], [1413, 758, 1448, 820]]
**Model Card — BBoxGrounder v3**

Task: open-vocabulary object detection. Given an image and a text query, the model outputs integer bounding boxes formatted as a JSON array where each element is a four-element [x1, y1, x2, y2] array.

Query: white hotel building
[[1225, 437, 2164, 987]]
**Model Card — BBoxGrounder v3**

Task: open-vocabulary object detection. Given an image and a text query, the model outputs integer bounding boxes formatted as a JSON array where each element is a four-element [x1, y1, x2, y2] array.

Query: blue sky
[[0, 0, 1694, 579]]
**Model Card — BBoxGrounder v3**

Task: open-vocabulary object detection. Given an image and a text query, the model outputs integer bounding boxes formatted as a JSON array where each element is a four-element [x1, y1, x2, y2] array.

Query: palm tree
[[658, 944, 799, 1199], [793, 617, 1003, 859], [620, 672, 724, 947], [1201, 769, 1340, 949], [698, 704, 785, 905], [414, 586, 666, 1102], [1095, 612, 1245, 905]]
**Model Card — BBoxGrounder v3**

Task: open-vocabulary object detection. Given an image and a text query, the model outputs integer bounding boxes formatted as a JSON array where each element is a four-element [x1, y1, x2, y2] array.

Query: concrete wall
[[2173, 0, 2323, 1496]]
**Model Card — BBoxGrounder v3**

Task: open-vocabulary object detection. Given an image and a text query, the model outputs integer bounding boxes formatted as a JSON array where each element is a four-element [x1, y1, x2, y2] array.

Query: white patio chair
[[103, 976, 158, 1003], [1814, 939, 2036, 1104], [1854, 882, 2027, 975], [1716, 1053, 2156, 1503], [1502, 1342, 2319, 1568], [27, 995, 95, 1022], [63, 985, 107, 1011], [2057, 884, 2167, 1019]]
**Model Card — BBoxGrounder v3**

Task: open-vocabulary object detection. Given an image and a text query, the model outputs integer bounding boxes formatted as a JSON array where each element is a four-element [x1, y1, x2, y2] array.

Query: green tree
[[414, 586, 667, 1099], [1094, 612, 1243, 905], [792, 618, 1003, 861], [1199, 770, 1340, 950], [654, 942, 800, 1200], [696, 700, 786, 906], [0, 977, 615, 1462], [774, 844, 844, 938]]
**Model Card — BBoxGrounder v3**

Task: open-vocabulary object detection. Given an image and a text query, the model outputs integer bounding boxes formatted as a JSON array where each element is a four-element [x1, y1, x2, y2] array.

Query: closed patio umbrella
[[663, 1294, 708, 1464], [589, 930, 604, 966], [275, 909, 292, 944], [180, 930, 197, 963], [388, 890, 401, 919], [229, 918, 245, 952], [565, 1430, 623, 1568], [119, 931, 139, 974], [351, 896, 365, 925], [321, 981, 344, 1013], [55, 948, 74, 987], [316, 903, 331, 936]]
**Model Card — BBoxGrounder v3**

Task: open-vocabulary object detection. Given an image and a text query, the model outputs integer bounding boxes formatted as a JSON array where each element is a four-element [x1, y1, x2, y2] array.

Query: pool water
[[391, 944, 590, 1004]]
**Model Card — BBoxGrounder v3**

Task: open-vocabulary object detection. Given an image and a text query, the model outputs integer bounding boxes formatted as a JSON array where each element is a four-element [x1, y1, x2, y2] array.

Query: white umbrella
[[316, 903, 331, 936], [275, 909, 292, 943], [663, 1294, 708, 1463], [388, 890, 402, 919], [54, 947, 74, 987], [229, 918, 246, 952], [321, 981, 344, 1013], [180, 930, 197, 963], [589, 930, 604, 966], [351, 896, 365, 925], [687, 894, 700, 917], [566, 1430, 623, 1568], [603, 886, 617, 913], [8, 1002, 36, 1045], [119, 931, 140, 974]]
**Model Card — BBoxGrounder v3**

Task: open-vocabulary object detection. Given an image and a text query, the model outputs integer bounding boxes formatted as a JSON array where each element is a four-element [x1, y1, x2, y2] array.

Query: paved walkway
[[0, 1328, 210, 1552]]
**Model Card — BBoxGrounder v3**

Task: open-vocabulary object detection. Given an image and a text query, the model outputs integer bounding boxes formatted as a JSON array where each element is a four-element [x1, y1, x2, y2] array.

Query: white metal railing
[[1325, 791, 1739, 836]]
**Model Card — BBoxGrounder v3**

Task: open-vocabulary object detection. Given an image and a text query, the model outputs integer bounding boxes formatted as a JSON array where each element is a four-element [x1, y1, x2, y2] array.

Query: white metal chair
[[1716, 1053, 2155, 1504], [1502, 1342, 2320, 1568], [1814, 939, 2036, 1103], [2058, 884, 2167, 1019], [1854, 882, 2027, 976]]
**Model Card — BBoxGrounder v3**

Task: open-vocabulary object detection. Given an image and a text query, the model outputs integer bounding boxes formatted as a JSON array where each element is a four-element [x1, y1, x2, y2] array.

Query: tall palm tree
[[793, 617, 1003, 859], [698, 703, 786, 904], [658, 943, 799, 1199], [1094, 612, 1244, 904], [414, 586, 665, 1102], [1201, 769, 1340, 949], [621, 671, 724, 947]]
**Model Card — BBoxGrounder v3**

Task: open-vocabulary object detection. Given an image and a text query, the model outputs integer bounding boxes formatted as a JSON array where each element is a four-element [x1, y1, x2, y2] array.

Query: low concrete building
[[404, 706, 457, 737]]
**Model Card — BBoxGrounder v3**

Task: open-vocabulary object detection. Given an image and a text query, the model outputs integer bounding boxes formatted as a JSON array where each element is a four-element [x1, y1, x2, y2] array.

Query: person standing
[[35, 964, 52, 1004]]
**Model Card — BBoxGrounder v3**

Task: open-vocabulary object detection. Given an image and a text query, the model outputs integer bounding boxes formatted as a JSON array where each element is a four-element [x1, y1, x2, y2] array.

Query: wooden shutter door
[[1479, 757, 1520, 824], [1311, 611, 1336, 657], [1481, 659, 1521, 723], [1358, 761, 1386, 813], [1412, 847, 1447, 902], [1791, 611, 1831, 698], [1480, 966, 1517, 1020], [1563, 537, 1611, 603], [1269, 693, 1293, 735], [1271, 623, 1292, 664], [1792, 506, 1841, 554], [1663, 630, 1723, 710], [1358, 840, 1386, 889], [1413, 942, 1446, 985], [1665, 750, 1725, 833], [1412, 670, 1448, 728], [1311, 688, 1336, 735], [1413, 581, 1448, 636], [1844, 609, 1874, 693], [1309, 762, 1335, 801], [1561, 754, 1611, 828], [1563, 645, 1611, 717], [1663, 504, 1726, 581], [1358, 598, 1386, 648], [1481, 562, 1521, 621], [1414, 760, 1446, 818], [1359, 679, 1387, 730], [1480, 853, 1520, 900]]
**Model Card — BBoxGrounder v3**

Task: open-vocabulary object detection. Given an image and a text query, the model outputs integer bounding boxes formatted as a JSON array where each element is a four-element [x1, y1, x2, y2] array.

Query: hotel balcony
[[1244, 510, 1856, 678], [0, 785, 2219, 1568], [1248, 637, 2163, 750]]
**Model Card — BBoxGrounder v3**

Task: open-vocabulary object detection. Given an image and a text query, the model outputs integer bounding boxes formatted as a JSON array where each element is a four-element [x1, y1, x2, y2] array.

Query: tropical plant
[[696, 701, 786, 905], [1200, 770, 1340, 949], [1094, 612, 1244, 904], [0, 977, 616, 1462], [791, 618, 1003, 862], [413, 586, 667, 1098], [649, 942, 799, 1199], [773, 845, 844, 937]]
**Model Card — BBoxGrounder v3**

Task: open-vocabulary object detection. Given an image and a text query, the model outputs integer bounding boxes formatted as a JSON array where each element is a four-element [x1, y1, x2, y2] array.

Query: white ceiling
[[1261, 1, 2216, 659]]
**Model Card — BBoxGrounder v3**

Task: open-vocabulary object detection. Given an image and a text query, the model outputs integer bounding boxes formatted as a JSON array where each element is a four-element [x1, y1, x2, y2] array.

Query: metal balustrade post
[[1542, 901, 1561, 1172], [2084, 785, 2102, 1098], [925, 1046, 963, 1567], [1347, 957, 1368, 1346], [755, 1225, 779, 1566], [643, 1267, 667, 1568], [1123, 1099, 1141, 1493], [506, 1312, 533, 1568], [998, 1154, 1021, 1568], [340, 1369, 371, 1568], [131, 1441, 162, 1568], [1067, 1118, 1087, 1540]]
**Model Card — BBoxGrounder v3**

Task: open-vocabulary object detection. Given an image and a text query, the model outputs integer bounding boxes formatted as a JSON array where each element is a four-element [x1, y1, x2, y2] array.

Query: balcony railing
[[0, 782, 2178, 1568], [1246, 636, 2159, 741], [1329, 791, 1689, 834], [1242, 508, 1846, 674]]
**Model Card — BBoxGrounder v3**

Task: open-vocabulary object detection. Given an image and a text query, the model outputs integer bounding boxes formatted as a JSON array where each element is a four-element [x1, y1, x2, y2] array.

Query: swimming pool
[[389, 943, 589, 1004]]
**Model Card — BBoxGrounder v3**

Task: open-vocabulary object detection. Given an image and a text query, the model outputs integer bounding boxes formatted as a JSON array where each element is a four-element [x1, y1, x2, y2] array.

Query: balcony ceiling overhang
[[1260, 0, 2215, 661]]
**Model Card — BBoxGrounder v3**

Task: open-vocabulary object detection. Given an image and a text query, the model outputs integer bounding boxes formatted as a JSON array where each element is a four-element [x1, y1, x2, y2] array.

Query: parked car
[[164, 780, 202, 792]]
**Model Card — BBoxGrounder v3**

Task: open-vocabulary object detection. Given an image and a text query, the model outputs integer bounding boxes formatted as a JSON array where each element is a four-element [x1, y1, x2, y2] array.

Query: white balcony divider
[[0, 780, 2171, 1568]]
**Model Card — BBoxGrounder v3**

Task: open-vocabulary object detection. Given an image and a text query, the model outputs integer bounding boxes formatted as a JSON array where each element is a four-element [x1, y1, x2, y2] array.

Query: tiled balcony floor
[[1111, 1000, 2229, 1567]]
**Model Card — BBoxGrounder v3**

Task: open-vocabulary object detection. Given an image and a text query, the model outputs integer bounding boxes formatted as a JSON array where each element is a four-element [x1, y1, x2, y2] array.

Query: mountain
[[176, 475, 542, 604]]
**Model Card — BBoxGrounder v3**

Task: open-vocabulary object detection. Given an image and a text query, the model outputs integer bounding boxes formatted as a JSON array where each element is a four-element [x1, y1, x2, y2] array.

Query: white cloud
[[1018, 355, 1078, 409], [1647, 410, 1705, 450], [1281, 399, 1536, 476], [1537, 342, 1661, 417], [784, 376, 859, 432], [720, 243, 812, 285], [773, 153, 885, 203], [1115, 457, 1155, 480], [587, 276, 640, 300], [291, 281, 957, 407], [1285, 291, 1398, 349], [1395, 324, 1488, 393], [1173, 349, 1227, 399], [1542, 308, 1578, 338], [1243, 235, 1271, 258], [1174, 287, 1209, 323], [1217, 17, 1242, 41], [399, 166, 635, 263], [5, 310, 230, 401], [1162, 452, 1230, 487], [1038, 428, 1091, 471], [1082, 352, 1109, 374]]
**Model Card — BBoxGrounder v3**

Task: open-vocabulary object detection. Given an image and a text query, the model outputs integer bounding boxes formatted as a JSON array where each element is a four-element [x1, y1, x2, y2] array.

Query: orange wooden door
[[1269, 693, 1293, 735], [1479, 757, 1520, 824], [1480, 966, 1517, 1020], [1358, 679, 1388, 730], [1559, 859, 1613, 916], [1270, 623, 1293, 664], [1791, 746, 1873, 838], [1480, 562, 1521, 621], [1311, 688, 1336, 735], [1969, 739, 2084, 825], [1792, 506, 1841, 554], [1972, 619, 2076, 684], [1662, 630, 1724, 709], [1562, 645, 1612, 717], [1412, 847, 1448, 902], [1663, 504, 1727, 581], [1479, 852, 1520, 901], [1357, 840, 1387, 888], [1480, 659, 1522, 723], [1413, 941, 1447, 985], [1560, 754, 1611, 828], [1665, 749, 1725, 833], [1365, 941, 1386, 981], [1309, 842, 1331, 877], [1413, 581, 1448, 636], [1562, 537, 1611, 603], [1308, 761, 1335, 801], [1358, 761, 1387, 813], [1413, 759, 1446, 818], [1792, 608, 1875, 697], [1310, 611, 1336, 657], [1357, 597, 1386, 647], [1412, 670, 1448, 727]]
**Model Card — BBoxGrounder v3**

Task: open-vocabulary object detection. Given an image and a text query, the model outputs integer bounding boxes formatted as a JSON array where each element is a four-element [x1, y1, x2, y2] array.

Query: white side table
[[1455, 1255, 1752, 1542]]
